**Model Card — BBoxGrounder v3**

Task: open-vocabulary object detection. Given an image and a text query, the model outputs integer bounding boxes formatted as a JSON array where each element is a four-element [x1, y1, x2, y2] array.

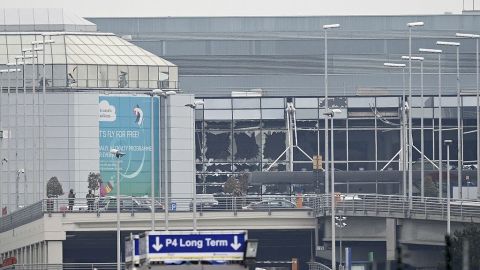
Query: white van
[[192, 194, 219, 209]]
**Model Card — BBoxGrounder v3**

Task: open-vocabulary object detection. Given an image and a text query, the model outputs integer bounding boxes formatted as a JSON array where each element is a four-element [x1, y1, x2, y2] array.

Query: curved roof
[[0, 8, 96, 32], [0, 32, 175, 67]]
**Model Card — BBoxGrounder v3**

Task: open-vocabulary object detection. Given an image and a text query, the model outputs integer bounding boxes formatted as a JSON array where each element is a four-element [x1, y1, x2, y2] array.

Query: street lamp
[[152, 89, 176, 231], [437, 41, 462, 199], [34, 36, 55, 202], [0, 70, 7, 212], [419, 48, 443, 198], [110, 148, 125, 270], [323, 23, 340, 203], [324, 108, 342, 270], [407, 21, 424, 207], [335, 216, 347, 270], [0, 158, 7, 214], [185, 100, 205, 232], [444, 139, 452, 235], [15, 169, 24, 210], [19, 52, 36, 202], [384, 63, 407, 198], [455, 33, 480, 199], [402, 55, 425, 201]]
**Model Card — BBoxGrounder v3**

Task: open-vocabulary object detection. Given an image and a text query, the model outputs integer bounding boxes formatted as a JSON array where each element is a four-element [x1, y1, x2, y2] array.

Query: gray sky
[[4, 0, 468, 17]]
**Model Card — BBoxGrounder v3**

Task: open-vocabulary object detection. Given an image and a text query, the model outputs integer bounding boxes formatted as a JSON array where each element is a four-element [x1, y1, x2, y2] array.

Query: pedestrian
[[68, 189, 75, 211], [86, 190, 94, 211]]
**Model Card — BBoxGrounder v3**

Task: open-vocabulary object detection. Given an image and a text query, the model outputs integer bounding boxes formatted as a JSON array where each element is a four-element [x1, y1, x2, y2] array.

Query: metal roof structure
[[0, 8, 96, 32]]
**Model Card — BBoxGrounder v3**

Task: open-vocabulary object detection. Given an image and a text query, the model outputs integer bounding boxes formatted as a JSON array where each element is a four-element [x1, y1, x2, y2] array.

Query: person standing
[[86, 190, 94, 211], [68, 189, 75, 211]]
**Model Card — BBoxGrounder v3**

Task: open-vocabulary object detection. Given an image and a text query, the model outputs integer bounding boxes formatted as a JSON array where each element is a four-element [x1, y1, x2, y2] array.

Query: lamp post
[[455, 33, 479, 199], [323, 23, 340, 199], [444, 139, 452, 235], [335, 216, 347, 270], [407, 21, 424, 207], [384, 63, 407, 197], [0, 69, 6, 212], [34, 36, 55, 203], [15, 168, 24, 210], [437, 41, 462, 200], [148, 91, 156, 231], [419, 48, 443, 197], [110, 148, 125, 270], [401, 56, 425, 200], [10, 60, 23, 207], [185, 100, 204, 232], [153, 89, 176, 231], [324, 108, 342, 270]]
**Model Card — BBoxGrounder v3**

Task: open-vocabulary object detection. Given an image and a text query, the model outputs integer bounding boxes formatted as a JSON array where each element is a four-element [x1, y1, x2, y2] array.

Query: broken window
[[262, 131, 286, 161], [234, 163, 260, 173], [205, 131, 232, 161], [233, 131, 260, 161]]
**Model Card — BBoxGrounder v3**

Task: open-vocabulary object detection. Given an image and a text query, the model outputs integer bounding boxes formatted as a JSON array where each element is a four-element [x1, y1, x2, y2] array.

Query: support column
[[46, 241, 63, 264], [385, 218, 397, 270]]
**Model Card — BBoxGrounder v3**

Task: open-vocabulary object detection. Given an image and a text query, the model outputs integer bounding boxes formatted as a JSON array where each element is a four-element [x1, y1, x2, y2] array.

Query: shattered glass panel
[[296, 120, 318, 129], [205, 131, 232, 161], [234, 120, 261, 130], [262, 131, 286, 161], [262, 119, 286, 129], [294, 130, 318, 161], [205, 121, 231, 130], [320, 97, 347, 108], [195, 131, 203, 161], [263, 183, 291, 195], [234, 163, 261, 173], [233, 131, 261, 161], [262, 163, 287, 172]]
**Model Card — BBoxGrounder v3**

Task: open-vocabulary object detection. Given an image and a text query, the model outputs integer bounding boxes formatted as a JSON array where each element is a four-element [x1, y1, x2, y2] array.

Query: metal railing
[[0, 195, 312, 233], [0, 263, 122, 270], [307, 262, 332, 270], [312, 194, 480, 222]]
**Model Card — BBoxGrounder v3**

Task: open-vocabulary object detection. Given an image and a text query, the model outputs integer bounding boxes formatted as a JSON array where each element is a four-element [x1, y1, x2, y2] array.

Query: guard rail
[[313, 194, 480, 223]]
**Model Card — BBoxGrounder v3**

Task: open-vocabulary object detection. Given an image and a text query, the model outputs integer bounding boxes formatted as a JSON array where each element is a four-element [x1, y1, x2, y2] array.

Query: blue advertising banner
[[99, 95, 159, 196]]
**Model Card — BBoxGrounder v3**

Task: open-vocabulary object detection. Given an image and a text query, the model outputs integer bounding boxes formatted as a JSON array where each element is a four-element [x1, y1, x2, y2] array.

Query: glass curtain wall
[[195, 95, 478, 194]]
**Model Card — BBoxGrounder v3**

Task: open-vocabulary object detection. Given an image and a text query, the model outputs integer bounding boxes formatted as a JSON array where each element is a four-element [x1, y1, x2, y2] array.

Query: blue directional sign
[[144, 230, 247, 261]]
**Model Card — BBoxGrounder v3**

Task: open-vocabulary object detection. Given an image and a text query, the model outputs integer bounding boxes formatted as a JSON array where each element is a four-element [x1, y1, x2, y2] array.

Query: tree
[[424, 175, 439, 197], [87, 172, 102, 195], [223, 174, 248, 197], [46, 176, 64, 198], [451, 225, 480, 269]]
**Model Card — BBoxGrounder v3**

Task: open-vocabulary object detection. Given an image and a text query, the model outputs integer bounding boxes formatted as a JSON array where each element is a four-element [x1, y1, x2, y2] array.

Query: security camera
[[20, 169, 24, 173], [110, 148, 125, 158]]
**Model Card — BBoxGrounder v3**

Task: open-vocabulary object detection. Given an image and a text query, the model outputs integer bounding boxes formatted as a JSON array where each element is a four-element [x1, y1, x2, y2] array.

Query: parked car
[[97, 196, 163, 212], [190, 194, 219, 209], [242, 199, 296, 210]]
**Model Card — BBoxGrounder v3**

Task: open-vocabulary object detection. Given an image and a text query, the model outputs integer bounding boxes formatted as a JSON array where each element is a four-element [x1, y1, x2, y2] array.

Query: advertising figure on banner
[[99, 96, 159, 197]]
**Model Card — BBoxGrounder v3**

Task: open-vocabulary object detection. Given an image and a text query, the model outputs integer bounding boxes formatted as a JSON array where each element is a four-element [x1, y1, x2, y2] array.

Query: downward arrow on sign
[[230, 236, 242, 251], [152, 236, 163, 251]]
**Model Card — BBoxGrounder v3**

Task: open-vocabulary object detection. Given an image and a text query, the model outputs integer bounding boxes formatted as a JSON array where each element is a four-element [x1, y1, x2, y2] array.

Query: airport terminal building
[[89, 14, 480, 196], [0, 9, 479, 269]]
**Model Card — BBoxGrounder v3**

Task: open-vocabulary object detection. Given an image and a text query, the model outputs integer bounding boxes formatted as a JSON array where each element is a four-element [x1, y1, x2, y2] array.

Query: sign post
[[141, 230, 247, 262]]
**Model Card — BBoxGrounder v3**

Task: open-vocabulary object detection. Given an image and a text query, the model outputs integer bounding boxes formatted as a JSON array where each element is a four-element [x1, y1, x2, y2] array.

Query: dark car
[[242, 199, 296, 210], [97, 196, 163, 212]]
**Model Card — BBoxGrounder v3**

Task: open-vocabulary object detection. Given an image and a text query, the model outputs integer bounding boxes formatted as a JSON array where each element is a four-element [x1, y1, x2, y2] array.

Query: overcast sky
[[3, 0, 469, 17]]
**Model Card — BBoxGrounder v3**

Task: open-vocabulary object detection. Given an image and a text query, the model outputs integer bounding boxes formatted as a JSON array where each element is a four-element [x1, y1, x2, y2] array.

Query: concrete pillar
[[46, 241, 63, 264], [385, 218, 396, 269]]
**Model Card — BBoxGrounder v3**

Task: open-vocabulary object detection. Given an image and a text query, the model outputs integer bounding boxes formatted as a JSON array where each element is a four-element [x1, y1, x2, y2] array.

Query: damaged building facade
[[89, 14, 480, 196]]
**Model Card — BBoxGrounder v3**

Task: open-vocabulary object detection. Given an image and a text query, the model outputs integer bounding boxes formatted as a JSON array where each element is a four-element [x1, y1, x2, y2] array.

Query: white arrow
[[152, 236, 163, 252], [230, 236, 242, 251]]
